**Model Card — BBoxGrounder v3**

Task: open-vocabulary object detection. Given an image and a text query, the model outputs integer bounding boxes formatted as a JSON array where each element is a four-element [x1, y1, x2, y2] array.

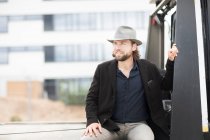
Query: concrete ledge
[[0, 122, 86, 140]]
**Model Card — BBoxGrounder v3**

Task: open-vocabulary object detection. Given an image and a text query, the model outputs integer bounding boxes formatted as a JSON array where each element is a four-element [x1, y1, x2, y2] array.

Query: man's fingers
[[92, 127, 98, 137], [83, 123, 102, 137], [85, 128, 89, 136], [172, 44, 179, 53], [88, 127, 93, 137], [84, 128, 89, 136], [98, 124, 102, 133]]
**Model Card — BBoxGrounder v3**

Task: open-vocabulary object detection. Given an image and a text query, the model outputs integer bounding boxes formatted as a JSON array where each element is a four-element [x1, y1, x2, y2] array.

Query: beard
[[112, 51, 132, 61]]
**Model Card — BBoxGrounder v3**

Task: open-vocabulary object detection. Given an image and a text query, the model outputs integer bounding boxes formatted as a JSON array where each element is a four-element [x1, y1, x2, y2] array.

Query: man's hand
[[168, 44, 178, 61], [83, 123, 102, 137]]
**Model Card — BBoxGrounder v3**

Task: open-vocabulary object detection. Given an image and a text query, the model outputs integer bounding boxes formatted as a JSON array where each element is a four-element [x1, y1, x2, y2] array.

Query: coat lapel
[[109, 60, 117, 95], [137, 60, 149, 89], [109, 59, 150, 96]]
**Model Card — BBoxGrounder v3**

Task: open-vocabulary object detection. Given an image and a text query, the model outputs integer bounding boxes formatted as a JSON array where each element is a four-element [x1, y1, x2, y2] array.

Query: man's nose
[[114, 44, 121, 50]]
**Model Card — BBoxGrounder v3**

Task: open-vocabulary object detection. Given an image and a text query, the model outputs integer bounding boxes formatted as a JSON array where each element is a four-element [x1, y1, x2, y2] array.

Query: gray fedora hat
[[108, 26, 142, 46]]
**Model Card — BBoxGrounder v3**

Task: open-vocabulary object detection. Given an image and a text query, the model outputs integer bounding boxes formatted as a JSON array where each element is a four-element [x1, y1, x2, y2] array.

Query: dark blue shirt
[[111, 62, 149, 123]]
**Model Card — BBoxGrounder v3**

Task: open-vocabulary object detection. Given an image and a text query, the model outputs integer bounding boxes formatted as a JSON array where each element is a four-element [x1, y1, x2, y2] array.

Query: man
[[81, 26, 178, 140]]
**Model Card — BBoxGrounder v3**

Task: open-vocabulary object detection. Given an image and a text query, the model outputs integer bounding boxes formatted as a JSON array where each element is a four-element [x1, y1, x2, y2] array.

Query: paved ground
[[0, 122, 86, 140]]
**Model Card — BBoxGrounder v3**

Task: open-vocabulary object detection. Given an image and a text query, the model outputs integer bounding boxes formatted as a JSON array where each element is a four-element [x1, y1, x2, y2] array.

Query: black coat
[[85, 59, 174, 138]]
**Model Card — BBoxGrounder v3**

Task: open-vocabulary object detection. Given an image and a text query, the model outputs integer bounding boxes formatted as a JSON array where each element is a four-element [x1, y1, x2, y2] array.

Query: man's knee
[[127, 123, 154, 140], [80, 128, 117, 140]]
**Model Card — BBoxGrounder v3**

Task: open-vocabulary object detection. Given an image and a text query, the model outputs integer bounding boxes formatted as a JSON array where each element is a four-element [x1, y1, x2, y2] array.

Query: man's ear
[[132, 43, 137, 51]]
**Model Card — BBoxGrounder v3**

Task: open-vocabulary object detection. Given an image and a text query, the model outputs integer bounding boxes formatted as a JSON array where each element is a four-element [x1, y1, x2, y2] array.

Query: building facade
[[0, 0, 154, 104]]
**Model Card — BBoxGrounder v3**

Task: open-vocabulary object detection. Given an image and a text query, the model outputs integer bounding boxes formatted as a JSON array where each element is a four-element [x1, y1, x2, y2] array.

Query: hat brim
[[107, 39, 142, 46]]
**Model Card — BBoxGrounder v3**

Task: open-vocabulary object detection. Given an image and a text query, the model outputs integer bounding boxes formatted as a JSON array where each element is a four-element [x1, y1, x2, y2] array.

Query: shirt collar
[[132, 61, 139, 71]]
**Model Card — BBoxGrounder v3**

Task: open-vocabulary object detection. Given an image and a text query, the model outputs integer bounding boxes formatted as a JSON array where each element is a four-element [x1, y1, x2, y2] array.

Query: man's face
[[112, 40, 137, 61]]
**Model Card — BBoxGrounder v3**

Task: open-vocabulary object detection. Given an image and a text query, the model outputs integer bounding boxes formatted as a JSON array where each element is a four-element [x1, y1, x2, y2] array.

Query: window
[[44, 46, 55, 62], [113, 12, 125, 29], [46, 78, 92, 105], [44, 79, 57, 100], [43, 15, 54, 31], [43, 12, 146, 31], [55, 45, 68, 61], [26, 46, 43, 51], [0, 48, 9, 64], [54, 15, 67, 31], [78, 44, 92, 61], [53, 13, 97, 31], [101, 12, 113, 30], [0, 16, 8, 33], [126, 12, 138, 28], [10, 15, 42, 21], [136, 12, 147, 29], [67, 45, 79, 61], [79, 13, 96, 30], [9, 47, 25, 52], [44, 44, 107, 62], [90, 44, 104, 61], [9, 46, 43, 52]]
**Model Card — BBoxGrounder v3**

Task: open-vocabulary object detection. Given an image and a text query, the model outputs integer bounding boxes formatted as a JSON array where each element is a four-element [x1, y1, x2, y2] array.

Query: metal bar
[[150, 0, 171, 17]]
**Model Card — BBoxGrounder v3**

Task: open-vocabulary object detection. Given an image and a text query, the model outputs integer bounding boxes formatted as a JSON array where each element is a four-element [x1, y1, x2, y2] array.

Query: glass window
[[72, 14, 79, 31], [26, 46, 43, 51], [45, 44, 111, 62], [113, 12, 125, 29], [43, 15, 54, 31], [72, 44, 80, 61], [89, 44, 97, 61], [90, 44, 104, 61], [136, 12, 146, 29], [9, 47, 25, 52], [97, 44, 105, 61], [57, 78, 91, 105], [57, 80, 69, 100], [25, 15, 42, 20], [9, 16, 25, 21], [0, 16, 8, 33], [54, 15, 67, 31], [44, 79, 57, 100], [101, 13, 113, 30], [44, 46, 55, 62], [55, 45, 68, 61], [104, 44, 113, 60], [78, 13, 97, 30], [9, 15, 42, 21], [78, 13, 90, 30], [43, 11, 147, 32], [78, 78, 91, 94], [79, 44, 92, 61], [63, 14, 78, 31], [68, 79, 79, 95], [89, 13, 97, 30], [67, 45, 77, 61], [66, 14, 73, 30], [9, 47, 42, 52], [126, 12, 138, 28], [0, 48, 8, 64]]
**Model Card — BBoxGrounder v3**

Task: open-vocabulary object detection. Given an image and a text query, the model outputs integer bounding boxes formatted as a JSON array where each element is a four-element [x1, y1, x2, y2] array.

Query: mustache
[[112, 50, 121, 57]]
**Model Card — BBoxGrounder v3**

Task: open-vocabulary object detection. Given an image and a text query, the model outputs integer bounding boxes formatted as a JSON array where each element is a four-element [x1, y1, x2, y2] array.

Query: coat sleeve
[[85, 65, 100, 127], [160, 59, 174, 90]]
